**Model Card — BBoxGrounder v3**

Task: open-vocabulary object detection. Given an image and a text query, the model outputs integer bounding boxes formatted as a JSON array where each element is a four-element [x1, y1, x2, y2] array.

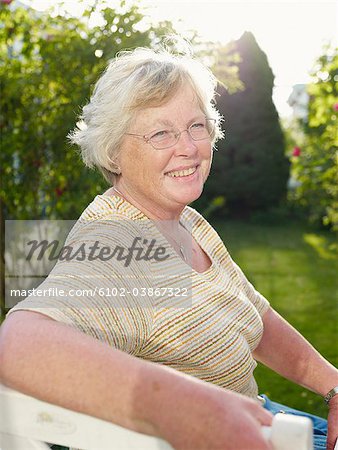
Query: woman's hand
[[172, 388, 274, 450], [147, 377, 274, 450], [327, 397, 338, 450]]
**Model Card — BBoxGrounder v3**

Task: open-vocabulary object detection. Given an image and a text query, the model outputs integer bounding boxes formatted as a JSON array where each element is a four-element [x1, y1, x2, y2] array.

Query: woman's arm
[[253, 306, 338, 450], [0, 310, 273, 450]]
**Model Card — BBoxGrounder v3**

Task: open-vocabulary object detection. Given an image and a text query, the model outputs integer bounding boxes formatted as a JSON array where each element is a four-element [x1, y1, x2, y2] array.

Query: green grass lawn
[[212, 218, 338, 418]]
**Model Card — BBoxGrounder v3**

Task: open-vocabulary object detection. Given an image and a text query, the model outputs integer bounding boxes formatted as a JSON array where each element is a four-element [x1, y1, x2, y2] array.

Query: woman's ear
[[113, 165, 122, 175], [107, 154, 121, 174]]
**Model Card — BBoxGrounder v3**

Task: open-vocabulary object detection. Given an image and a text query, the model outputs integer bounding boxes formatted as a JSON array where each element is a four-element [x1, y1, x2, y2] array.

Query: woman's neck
[[108, 184, 185, 225], [104, 185, 193, 265]]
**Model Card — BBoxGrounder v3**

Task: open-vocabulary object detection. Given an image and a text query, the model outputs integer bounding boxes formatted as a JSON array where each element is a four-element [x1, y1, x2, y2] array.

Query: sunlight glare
[[20, 0, 337, 117]]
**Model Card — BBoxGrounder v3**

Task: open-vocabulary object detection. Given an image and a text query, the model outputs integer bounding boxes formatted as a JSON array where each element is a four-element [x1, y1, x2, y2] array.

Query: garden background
[[0, 0, 337, 421]]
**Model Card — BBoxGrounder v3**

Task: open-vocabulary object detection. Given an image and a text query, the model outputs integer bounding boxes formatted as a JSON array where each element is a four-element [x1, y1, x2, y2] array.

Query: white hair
[[68, 45, 224, 184]]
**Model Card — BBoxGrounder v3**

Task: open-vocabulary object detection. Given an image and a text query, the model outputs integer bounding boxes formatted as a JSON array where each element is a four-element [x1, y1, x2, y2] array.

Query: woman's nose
[[175, 129, 198, 155]]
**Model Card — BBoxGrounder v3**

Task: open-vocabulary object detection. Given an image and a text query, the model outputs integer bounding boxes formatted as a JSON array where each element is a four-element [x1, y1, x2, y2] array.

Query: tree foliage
[[288, 45, 338, 229], [0, 1, 170, 220], [204, 32, 289, 216]]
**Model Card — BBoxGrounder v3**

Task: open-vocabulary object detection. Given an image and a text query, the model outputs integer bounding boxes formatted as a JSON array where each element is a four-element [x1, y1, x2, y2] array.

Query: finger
[[327, 405, 338, 450], [243, 396, 274, 426], [326, 434, 338, 450], [257, 407, 274, 426], [256, 425, 275, 450]]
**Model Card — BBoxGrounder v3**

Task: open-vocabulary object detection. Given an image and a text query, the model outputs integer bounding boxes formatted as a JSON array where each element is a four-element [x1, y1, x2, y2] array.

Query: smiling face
[[116, 84, 213, 220]]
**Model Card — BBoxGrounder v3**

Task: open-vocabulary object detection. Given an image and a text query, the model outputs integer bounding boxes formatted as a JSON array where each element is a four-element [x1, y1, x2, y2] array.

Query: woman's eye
[[151, 130, 170, 141], [191, 122, 205, 129]]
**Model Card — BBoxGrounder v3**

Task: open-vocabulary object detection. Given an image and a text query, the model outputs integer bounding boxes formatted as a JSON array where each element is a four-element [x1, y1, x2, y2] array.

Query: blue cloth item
[[260, 395, 327, 449]]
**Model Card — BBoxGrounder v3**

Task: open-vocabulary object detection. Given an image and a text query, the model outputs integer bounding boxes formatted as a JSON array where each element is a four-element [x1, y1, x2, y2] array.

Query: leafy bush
[[287, 45, 338, 230]]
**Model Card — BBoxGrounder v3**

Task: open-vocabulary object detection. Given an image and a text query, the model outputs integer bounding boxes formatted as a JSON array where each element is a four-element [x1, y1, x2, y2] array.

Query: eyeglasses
[[125, 118, 216, 150]]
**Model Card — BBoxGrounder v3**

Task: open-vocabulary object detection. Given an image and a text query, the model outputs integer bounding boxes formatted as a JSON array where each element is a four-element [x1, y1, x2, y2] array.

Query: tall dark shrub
[[207, 32, 289, 215]]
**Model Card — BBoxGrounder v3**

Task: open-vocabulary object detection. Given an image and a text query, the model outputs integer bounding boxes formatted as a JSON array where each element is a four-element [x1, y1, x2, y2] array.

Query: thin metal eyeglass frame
[[125, 118, 216, 150]]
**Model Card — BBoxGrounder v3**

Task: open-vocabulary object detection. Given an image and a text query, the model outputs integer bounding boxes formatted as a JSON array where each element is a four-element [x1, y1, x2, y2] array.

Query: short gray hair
[[68, 46, 224, 185]]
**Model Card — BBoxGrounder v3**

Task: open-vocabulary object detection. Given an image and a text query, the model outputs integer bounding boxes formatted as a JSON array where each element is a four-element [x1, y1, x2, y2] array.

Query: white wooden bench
[[0, 383, 319, 450]]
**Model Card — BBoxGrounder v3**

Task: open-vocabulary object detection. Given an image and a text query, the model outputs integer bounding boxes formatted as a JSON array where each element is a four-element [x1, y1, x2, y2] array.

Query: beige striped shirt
[[8, 194, 269, 399]]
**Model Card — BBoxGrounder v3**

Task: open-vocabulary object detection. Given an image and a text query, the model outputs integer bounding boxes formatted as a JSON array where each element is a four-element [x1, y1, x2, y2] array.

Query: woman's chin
[[171, 185, 204, 206], [165, 170, 205, 205]]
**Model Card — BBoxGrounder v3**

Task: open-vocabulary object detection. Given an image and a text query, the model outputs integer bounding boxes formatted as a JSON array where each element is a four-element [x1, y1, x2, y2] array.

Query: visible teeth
[[167, 166, 197, 177]]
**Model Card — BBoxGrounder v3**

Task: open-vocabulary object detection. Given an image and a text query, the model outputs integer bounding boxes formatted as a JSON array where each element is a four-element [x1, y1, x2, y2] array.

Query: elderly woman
[[0, 46, 337, 450]]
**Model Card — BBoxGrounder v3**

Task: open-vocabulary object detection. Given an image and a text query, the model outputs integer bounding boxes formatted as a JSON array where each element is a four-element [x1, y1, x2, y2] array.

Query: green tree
[[0, 1, 156, 221], [289, 45, 338, 230], [206, 32, 289, 216]]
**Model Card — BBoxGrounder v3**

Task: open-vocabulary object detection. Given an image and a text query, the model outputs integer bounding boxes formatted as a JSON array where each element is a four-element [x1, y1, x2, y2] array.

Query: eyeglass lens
[[149, 119, 215, 149]]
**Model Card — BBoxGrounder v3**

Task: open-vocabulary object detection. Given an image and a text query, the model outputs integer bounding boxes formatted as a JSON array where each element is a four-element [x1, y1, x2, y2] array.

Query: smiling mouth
[[166, 166, 198, 178]]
